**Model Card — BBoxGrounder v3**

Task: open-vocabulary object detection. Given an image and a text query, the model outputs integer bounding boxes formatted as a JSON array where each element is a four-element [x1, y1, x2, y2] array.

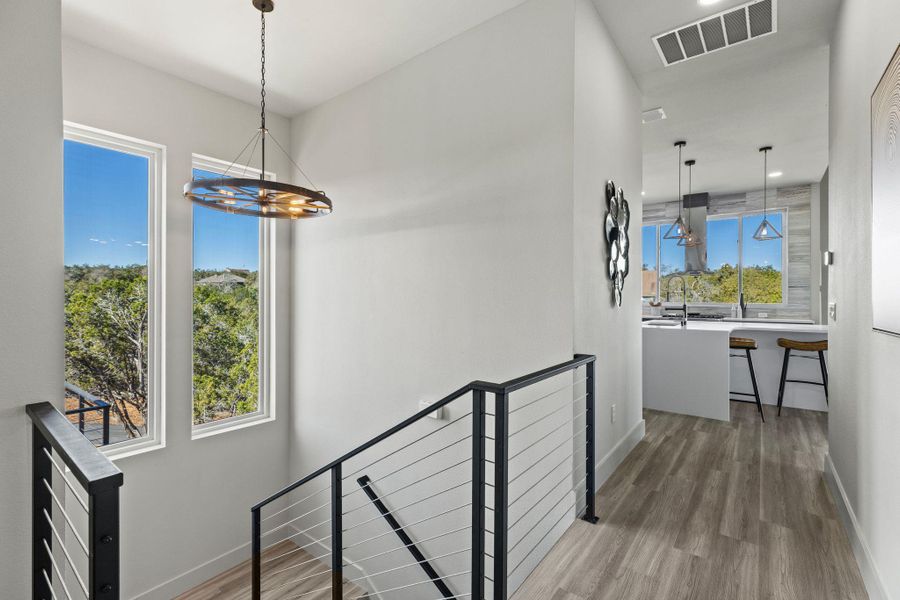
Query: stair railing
[[27, 401, 124, 600], [251, 354, 597, 600]]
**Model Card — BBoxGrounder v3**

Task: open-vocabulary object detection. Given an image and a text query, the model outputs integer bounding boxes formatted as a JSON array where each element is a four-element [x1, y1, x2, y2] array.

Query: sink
[[644, 320, 679, 327]]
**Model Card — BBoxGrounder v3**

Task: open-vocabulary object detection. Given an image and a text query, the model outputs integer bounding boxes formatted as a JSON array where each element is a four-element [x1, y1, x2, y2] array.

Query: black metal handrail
[[65, 382, 112, 446], [27, 402, 123, 600], [251, 354, 597, 600]]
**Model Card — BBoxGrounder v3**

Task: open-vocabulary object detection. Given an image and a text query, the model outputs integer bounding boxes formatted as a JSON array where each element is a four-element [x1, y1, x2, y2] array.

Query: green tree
[[65, 265, 148, 437]]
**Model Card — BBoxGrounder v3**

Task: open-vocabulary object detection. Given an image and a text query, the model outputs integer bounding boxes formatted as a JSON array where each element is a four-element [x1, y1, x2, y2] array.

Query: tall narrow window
[[191, 156, 272, 432], [742, 212, 784, 304], [63, 124, 164, 451], [642, 225, 658, 300]]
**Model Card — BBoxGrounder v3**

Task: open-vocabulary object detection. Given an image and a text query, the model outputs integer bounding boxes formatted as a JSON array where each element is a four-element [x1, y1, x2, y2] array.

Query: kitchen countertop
[[642, 320, 828, 334]]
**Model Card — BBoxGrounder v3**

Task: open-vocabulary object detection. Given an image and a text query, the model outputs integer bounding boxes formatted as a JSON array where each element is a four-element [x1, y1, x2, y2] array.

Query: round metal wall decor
[[604, 181, 630, 307]]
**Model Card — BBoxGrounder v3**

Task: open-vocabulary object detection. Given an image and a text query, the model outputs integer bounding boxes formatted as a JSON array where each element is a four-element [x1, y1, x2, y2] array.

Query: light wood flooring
[[512, 403, 869, 600], [176, 540, 367, 600]]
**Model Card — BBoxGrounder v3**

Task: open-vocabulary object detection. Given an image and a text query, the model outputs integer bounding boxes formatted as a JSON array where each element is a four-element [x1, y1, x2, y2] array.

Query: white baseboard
[[131, 540, 251, 600], [594, 418, 645, 491], [824, 453, 891, 600]]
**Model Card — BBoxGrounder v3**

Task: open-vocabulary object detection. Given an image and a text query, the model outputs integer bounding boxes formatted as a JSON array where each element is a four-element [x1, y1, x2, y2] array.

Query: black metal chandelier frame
[[183, 0, 333, 220]]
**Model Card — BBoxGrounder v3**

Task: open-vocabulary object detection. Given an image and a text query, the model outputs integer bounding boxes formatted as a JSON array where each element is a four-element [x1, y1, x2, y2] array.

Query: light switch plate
[[419, 400, 444, 420], [829, 302, 837, 322]]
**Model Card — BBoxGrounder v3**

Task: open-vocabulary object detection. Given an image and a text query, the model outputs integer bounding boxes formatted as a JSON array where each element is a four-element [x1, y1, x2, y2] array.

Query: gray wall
[[827, 0, 900, 597], [62, 39, 294, 599], [0, 1, 63, 596], [644, 184, 817, 321], [287, 0, 642, 595]]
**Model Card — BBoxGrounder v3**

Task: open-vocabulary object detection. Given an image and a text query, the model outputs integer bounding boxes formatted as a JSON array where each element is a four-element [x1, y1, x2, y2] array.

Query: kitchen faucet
[[667, 275, 688, 327]]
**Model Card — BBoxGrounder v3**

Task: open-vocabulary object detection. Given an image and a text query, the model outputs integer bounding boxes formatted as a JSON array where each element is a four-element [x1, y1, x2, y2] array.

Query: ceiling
[[63, 0, 838, 202], [62, 0, 530, 116], [591, 0, 839, 203]]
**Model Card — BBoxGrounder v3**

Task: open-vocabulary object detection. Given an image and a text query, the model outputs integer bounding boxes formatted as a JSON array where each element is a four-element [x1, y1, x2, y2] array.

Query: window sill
[[191, 412, 275, 441], [102, 437, 166, 462]]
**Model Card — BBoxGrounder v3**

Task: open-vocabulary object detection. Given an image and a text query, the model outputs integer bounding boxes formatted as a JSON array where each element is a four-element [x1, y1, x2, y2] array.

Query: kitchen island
[[643, 320, 828, 421]]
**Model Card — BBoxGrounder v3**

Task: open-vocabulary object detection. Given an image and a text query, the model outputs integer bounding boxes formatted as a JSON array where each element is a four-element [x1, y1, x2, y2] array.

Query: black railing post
[[493, 391, 508, 600], [252, 507, 261, 600], [472, 389, 486, 600], [32, 426, 52, 600], [331, 465, 343, 600], [102, 404, 110, 446], [78, 396, 86, 433], [583, 361, 599, 524], [90, 487, 120, 599]]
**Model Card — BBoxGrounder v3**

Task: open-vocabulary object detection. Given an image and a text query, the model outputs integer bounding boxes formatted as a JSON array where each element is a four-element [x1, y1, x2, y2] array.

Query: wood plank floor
[[176, 541, 368, 600], [512, 403, 869, 600]]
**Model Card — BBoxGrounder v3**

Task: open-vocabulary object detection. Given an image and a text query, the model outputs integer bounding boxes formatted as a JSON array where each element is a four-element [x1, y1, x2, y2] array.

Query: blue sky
[[64, 142, 258, 271], [643, 213, 782, 273], [64, 140, 149, 266]]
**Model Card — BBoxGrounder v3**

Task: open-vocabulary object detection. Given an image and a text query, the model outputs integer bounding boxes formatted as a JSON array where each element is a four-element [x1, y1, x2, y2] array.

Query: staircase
[[250, 354, 599, 600]]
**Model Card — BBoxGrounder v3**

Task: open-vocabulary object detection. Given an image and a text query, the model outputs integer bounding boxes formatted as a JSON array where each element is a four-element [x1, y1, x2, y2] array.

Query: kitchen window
[[642, 209, 787, 306]]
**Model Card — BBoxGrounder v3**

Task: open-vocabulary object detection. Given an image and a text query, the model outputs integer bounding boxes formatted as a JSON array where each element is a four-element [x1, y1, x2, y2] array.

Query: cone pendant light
[[663, 141, 689, 240], [753, 146, 782, 241]]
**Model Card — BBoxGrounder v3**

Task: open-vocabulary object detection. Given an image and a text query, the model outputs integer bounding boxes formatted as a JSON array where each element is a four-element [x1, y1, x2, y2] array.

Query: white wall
[[0, 1, 63, 596], [573, 0, 644, 483], [62, 39, 293, 599], [827, 1, 900, 598], [287, 0, 641, 595]]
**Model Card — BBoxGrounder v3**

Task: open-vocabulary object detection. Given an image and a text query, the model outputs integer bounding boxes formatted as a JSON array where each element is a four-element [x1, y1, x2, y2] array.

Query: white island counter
[[642, 320, 828, 421]]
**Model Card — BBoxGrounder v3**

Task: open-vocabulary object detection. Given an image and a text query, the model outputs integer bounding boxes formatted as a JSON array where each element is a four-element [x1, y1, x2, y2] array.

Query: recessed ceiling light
[[768, 171, 783, 178], [641, 191, 646, 196], [698, 0, 722, 5]]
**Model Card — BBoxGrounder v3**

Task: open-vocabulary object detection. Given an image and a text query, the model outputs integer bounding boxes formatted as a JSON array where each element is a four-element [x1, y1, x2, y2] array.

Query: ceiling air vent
[[653, 0, 777, 67]]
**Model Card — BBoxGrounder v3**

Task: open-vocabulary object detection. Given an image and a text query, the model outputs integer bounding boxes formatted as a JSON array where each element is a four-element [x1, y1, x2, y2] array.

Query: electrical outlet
[[829, 302, 837, 322], [611, 404, 617, 423], [419, 399, 444, 420]]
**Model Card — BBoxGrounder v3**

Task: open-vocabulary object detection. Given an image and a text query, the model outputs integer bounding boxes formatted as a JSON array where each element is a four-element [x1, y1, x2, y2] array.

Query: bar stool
[[776, 338, 828, 416], [729, 337, 765, 421]]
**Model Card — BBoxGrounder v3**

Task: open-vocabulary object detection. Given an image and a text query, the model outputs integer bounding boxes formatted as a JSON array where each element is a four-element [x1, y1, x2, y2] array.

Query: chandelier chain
[[260, 11, 266, 130]]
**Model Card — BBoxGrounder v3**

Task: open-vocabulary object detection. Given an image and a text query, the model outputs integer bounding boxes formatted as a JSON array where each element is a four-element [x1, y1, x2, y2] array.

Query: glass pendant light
[[184, 0, 333, 219], [753, 146, 782, 241], [663, 141, 689, 240], [678, 159, 701, 247]]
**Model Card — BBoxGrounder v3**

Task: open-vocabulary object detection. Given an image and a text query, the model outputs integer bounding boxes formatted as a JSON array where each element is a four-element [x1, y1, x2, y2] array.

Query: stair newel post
[[583, 360, 599, 524], [252, 507, 261, 600], [471, 389, 486, 600], [331, 464, 343, 600], [493, 391, 508, 600]]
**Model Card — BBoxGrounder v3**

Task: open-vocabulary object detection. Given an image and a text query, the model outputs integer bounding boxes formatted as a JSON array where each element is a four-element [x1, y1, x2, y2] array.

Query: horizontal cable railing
[[64, 383, 111, 447], [27, 402, 124, 600], [251, 354, 597, 600]]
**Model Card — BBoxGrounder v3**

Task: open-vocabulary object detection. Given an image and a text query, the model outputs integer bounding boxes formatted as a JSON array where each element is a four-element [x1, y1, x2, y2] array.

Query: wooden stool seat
[[777, 338, 828, 352], [729, 337, 758, 350]]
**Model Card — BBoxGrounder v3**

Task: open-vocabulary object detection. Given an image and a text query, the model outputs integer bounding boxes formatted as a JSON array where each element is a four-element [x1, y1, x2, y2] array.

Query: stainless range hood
[[683, 192, 708, 273]]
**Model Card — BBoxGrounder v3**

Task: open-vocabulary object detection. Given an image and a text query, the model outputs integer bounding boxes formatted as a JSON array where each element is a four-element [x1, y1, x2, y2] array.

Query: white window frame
[[190, 153, 277, 439], [63, 122, 167, 459], [643, 208, 789, 307]]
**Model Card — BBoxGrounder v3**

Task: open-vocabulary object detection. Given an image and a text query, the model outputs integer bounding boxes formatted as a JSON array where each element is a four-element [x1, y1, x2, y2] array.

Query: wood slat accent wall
[[643, 185, 814, 320]]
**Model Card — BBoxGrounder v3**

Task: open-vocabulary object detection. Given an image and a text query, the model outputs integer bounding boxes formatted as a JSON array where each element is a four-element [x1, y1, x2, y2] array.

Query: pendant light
[[184, 0, 333, 219], [663, 141, 688, 240], [678, 159, 701, 248], [753, 146, 782, 240]]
